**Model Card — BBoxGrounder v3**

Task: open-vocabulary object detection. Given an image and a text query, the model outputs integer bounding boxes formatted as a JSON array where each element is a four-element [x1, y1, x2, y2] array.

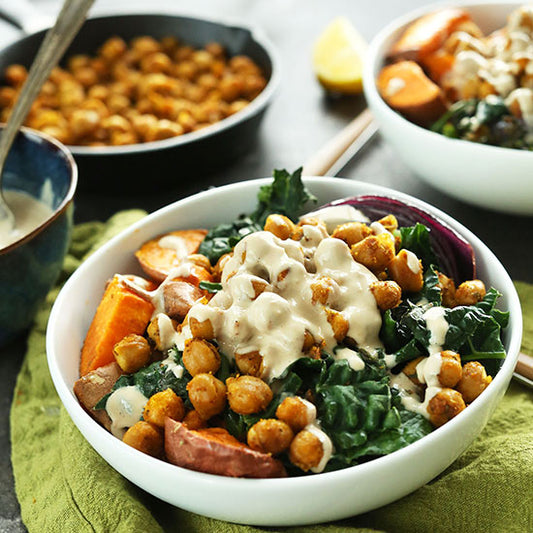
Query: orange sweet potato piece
[[165, 419, 287, 478], [135, 229, 208, 282], [80, 275, 155, 376], [388, 8, 471, 62], [422, 49, 455, 83], [377, 60, 447, 126]]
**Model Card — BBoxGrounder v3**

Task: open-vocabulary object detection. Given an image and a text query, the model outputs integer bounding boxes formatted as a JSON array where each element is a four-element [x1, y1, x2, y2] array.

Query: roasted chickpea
[[72, 66, 99, 87], [310, 277, 337, 305], [131, 113, 158, 139], [228, 100, 248, 115], [143, 389, 185, 428], [5, 64, 27, 87], [205, 42, 225, 59], [264, 214, 295, 240], [437, 272, 456, 307], [186, 373, 227, 420], [68, 54, 90, 71], [40, 125, 70, 144], [147, 315, 178, 351], [229, 55, 261, 75], [438, 350, 463, 388], [325, 308, 349, 343], [377, 214, 398, 232], [113, 334, 151, 373], [331, 222, 372, 246], [102, 114, 132, 134], [235, 350, 264, 377], [182, 338, 221, 376], [388, 249, 424, 293], [455, 280, 486, 306], [144, 119, 183, 141], [219, 75, 244, 101], [107, 93, 130, 114], [99, 36, 127, 61], [110, 130, 139, 146], [456, 361, 492, 403], [289, 430, 324, 472], [351, 233, 396, 272], [247, 419, 294, 454], [427, 388, 466, 427], [0, 86, 16, 107], [276, 396, 315, 433], [141, 52, 173, 74], [370, 280, 402, 311], [226, 376, 273, 415], [131, 36, 161, 57], [182, 409, 207, 430], [189, 316, 215, 340], [122, 421, 163, 457], [69, 109, 100, 139]]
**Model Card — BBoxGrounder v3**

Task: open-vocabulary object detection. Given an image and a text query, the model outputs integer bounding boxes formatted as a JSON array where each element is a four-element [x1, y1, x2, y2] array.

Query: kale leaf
[[223, 352, 432, 470], [198, 168, 316, 263], [399, 222, 439, 270]]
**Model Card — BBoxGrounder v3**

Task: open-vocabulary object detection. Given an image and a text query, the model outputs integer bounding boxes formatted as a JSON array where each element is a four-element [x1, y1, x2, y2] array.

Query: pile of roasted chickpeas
[[107, 212, 493, 470], [0, 35, 267, 146]]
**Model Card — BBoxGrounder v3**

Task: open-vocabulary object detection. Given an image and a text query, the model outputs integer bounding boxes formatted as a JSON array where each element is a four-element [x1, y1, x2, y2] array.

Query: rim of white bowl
[[46, 177, 522, 492]]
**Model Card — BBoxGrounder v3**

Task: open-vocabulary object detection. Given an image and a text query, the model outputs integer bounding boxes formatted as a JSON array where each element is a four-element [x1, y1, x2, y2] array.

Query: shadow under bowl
[[0, 126, 77, 346]]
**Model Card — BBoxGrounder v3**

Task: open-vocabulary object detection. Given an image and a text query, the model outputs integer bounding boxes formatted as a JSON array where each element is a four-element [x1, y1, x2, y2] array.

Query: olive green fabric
[[10, 213, 533, 533]]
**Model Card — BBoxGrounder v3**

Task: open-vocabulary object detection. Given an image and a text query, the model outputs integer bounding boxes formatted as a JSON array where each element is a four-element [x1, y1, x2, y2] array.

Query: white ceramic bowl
[[363, 1, 533, 216], [46, 178, 522, 526]]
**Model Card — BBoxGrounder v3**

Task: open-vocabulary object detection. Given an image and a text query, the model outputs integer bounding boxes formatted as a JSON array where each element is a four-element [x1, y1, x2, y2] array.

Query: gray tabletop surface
[[1, 0, 531, 531]]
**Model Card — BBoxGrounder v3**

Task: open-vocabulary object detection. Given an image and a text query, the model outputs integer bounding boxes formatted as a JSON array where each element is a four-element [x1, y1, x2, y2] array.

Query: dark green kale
[[95, 347, 233, 411], [399, 223, 439, 270], [198, 168, 317, 263], [198, 280, 223, 293], [431, 97, 532, 150], [223, 353, 432, 471]]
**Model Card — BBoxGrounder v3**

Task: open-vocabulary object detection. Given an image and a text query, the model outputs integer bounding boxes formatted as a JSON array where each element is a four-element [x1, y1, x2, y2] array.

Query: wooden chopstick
[[302, 107, 531, 386], [302, 107, 375, 177]]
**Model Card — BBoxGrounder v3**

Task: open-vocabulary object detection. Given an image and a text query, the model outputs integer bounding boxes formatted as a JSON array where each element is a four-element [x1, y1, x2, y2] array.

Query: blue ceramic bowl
[[0, 126, 77, 346]]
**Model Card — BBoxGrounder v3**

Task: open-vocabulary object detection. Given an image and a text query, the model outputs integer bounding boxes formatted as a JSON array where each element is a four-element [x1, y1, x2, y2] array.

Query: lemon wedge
[[313, 17, 368, 94]]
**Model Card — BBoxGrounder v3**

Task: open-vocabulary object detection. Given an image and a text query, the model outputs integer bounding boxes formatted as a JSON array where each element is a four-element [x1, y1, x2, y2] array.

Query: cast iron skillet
[[0, 3, 279, 189]]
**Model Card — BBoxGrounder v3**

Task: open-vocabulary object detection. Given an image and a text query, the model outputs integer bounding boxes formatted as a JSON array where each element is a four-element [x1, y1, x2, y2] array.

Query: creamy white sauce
[[404, 249, 421, 274], [301, 205, 369, 233], [385, 76, 406, 97], [158, 235, 189, 259], [106, 385, 148, 439], [423, 306, 449, 354], [370, 221, 393, 237], [0, 189, 53, 248], [160, 352, 185, 379], [505, 87, 533, 129], [187, 230, 382, 380], [333, 347, 365, 371], [307, 424, 334, 474]]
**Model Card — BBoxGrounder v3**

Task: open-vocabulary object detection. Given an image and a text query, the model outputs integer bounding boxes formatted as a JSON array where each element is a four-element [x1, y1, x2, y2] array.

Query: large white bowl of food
[[46, 170, 521, 525], [364, 1, 533, 215]]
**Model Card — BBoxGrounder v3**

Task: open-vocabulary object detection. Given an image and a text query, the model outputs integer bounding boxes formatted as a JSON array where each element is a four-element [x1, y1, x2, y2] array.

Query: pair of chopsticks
[[301, 108, 533, 388]]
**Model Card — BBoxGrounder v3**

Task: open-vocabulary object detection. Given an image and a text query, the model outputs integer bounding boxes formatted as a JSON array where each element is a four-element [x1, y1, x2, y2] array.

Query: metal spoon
[[0, 0, 95, 234]]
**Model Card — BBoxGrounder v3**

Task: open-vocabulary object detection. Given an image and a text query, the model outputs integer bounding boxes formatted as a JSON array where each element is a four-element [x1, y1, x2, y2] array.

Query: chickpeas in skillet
[[0, 35, 267, 146]]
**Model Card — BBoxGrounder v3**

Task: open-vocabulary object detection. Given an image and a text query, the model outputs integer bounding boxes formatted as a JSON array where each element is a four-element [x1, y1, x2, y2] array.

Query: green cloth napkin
[[10, 212, 533, 533]]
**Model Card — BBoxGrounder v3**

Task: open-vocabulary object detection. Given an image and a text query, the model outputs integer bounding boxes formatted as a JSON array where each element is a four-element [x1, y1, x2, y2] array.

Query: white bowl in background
[[364, 1, 533, 216], [46, 178, 522, 526]]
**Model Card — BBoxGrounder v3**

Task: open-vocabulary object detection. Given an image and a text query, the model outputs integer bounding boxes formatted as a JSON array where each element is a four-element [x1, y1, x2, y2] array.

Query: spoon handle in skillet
[[0, 0, 95, 182]]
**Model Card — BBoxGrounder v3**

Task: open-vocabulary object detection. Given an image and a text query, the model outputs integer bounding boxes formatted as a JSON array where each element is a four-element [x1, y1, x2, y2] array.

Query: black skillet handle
[[0, 0, 53, 34]]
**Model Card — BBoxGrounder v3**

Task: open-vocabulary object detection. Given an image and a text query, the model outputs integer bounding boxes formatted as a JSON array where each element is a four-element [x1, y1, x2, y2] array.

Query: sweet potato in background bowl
[[364, 2, 533, 215], [46, 177, 521, 526]]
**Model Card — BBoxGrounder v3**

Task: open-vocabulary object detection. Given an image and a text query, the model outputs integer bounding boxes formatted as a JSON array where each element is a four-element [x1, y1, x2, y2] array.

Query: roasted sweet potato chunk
[[377, 61, 446, 126], [73, 362, 122, 430], [135, 229, 208, 282], [165, 419, 287, 478]]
